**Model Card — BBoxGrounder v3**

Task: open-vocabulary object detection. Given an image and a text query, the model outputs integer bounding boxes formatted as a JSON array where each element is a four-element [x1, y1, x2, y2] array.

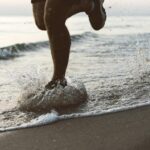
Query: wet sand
[[0, 105, 150, 150]]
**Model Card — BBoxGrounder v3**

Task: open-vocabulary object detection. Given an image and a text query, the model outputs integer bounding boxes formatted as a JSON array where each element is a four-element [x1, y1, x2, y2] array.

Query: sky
[[0, 0, 150, 16]]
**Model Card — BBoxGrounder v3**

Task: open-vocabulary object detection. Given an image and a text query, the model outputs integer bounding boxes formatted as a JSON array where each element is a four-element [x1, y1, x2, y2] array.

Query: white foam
[[1, 102, 150, 132], [18, 78, 88, 112], [0, 110, 59, 132], [60, 100, 150, 120]]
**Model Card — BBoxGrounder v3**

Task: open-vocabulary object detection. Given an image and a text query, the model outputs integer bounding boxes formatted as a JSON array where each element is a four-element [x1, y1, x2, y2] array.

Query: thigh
[[44, 0, 86, 21], [44, 0, 71, 21]]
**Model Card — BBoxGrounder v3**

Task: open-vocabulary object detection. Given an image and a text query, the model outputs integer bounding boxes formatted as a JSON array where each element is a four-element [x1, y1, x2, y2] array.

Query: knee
[[32, 3, 46, 30], [34, 19, 46, 31], [44, 10, 64, 31]]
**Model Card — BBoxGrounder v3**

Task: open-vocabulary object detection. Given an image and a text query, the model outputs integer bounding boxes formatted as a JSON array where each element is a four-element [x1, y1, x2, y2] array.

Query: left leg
[[86, 0, 106, 30], [31, 0, 106, 90]]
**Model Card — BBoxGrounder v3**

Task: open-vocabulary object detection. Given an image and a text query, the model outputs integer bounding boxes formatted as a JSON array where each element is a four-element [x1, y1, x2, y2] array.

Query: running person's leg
[[44, 0, 71, 89], [32, 0, 106, 89], [44, 0, 94, 89], [86, 0, 106, 30]]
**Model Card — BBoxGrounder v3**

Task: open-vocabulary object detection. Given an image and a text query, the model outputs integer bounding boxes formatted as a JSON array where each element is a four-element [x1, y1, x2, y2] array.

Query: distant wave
[[0, 32, 97, 60], [0, 41, 49, 60], [1, 32, 149, 60], [106, 25, 134, 29], [71, 32, 98, 41]]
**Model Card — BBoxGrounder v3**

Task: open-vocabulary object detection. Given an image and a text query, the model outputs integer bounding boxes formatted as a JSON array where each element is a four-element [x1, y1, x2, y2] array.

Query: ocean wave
[[1, 32, 149, 60], [0, 32, 97, 60], [106, 24, 134, 29], [71, 32, 98, 41], [1, 102, 150, 132], [0, 41, 49, 60]]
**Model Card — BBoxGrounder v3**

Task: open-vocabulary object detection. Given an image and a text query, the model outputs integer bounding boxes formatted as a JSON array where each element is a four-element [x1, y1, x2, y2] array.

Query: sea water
[[0, 14, 150, 131]]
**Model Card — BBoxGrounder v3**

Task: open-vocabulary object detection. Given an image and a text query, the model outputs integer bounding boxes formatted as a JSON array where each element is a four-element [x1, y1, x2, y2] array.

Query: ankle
[[52, 76, 65, 82]]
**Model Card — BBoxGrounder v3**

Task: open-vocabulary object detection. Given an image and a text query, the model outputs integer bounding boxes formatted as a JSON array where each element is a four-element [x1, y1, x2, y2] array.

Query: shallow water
[[0, 15, 150, 130]]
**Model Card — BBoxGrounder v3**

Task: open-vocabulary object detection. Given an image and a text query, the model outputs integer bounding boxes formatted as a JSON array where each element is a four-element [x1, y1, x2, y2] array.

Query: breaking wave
[[0, 41, 49, 60], [0, 32, 98, 60], [1, 32, 149, 60]]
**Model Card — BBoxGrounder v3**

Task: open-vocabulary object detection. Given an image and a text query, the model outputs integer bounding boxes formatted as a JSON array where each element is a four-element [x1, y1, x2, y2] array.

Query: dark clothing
[[31, 0, 46, 4]]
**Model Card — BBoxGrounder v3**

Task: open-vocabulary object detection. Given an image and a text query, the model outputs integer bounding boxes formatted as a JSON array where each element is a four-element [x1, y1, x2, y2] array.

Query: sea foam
[[18, 78, 88, 113]]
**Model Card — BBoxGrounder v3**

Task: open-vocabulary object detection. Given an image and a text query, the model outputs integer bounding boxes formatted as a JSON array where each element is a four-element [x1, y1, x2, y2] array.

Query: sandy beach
[[0, 105, 150, 150]]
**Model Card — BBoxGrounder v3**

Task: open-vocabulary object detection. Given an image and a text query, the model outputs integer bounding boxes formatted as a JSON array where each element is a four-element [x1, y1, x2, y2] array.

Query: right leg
[[32, 0, 105, 90], [44, 0, 71, 89], [44, 0, 94, 89]]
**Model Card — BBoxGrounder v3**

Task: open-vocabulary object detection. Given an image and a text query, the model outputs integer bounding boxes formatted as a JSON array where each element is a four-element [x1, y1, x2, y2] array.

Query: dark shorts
[[31, 0, 46, 4]]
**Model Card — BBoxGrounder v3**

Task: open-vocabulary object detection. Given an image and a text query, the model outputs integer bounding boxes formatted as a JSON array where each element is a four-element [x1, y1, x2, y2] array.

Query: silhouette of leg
[[32, 0, 106, 90], [86, 0, 106, 30], [44, 0, 93, 89], [44, 0, 72, 89]]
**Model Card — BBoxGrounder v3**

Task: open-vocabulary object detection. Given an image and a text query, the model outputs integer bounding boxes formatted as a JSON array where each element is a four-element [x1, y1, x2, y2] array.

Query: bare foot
[[45, 78, 67, 90], [86, 0, 106, 30]]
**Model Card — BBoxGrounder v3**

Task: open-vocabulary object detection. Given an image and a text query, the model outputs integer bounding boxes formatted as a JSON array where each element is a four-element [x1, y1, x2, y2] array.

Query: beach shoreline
[[0, 105, 150, 150]]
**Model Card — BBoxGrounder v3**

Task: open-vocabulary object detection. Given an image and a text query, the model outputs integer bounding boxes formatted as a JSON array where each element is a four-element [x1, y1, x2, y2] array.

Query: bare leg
[[44, 0, 94, 89], [45, 25, 70, 88], [32, 0, 106, 89], [44, 5, 71, 81]]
